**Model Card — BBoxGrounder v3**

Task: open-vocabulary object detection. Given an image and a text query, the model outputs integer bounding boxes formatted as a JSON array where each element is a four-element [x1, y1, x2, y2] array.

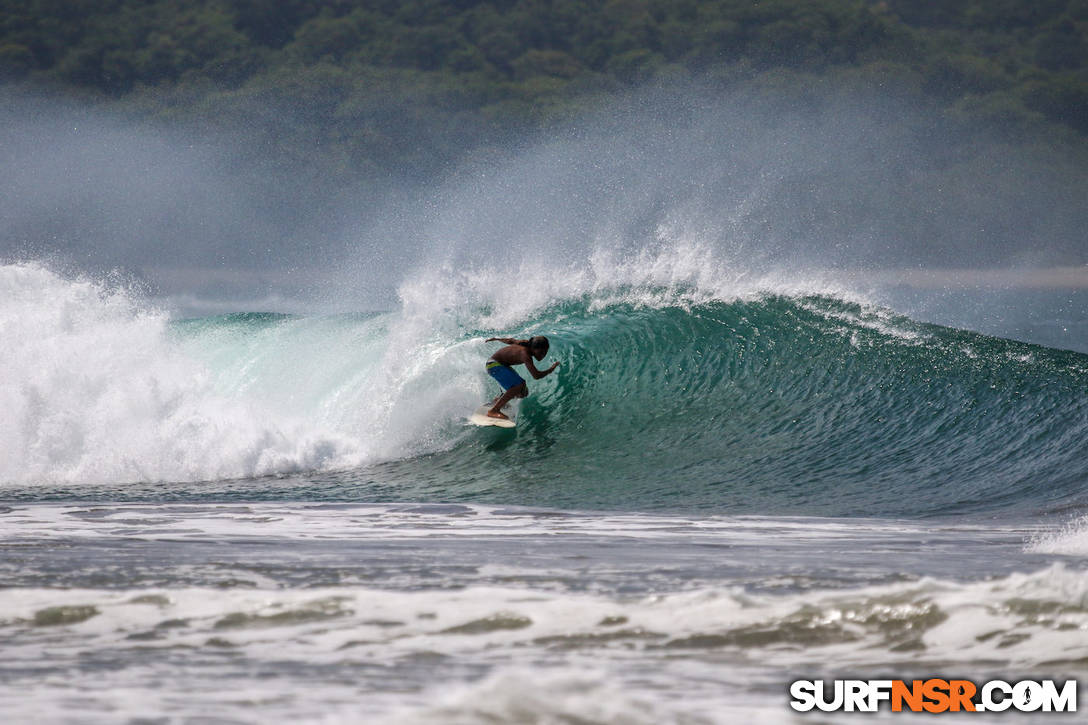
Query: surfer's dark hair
[[527, 336, 549, 355]]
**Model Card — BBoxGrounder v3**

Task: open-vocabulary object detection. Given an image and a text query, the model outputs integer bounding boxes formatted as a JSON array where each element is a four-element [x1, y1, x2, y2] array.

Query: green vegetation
[[1, 0, 1085, 179]]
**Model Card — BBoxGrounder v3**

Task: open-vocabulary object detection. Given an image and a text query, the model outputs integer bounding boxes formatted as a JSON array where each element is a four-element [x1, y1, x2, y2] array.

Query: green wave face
[[401, 294, 1088, 517]]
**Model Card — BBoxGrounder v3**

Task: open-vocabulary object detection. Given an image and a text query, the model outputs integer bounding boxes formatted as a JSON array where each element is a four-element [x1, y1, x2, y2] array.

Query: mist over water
[[0, 90, 377, 311], [329, 84, 1088, 315], [3, 83, 1087, 322]]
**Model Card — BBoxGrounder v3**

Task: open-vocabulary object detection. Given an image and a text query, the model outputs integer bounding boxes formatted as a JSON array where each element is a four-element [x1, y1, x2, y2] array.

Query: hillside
[[2, 0, 1085, 180]]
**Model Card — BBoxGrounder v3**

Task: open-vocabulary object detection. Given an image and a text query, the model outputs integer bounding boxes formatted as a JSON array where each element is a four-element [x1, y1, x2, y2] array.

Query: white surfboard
[[468, 404, 516, 428]]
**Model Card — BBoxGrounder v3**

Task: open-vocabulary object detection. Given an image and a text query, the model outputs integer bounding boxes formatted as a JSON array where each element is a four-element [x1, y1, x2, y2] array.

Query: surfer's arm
[[524, 359, 560, 380], [486, 336, 526, 345]]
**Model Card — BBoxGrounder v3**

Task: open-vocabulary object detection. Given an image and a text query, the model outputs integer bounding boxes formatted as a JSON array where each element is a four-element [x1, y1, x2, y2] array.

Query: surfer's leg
[[489, 391, 516, 408], [486, 363, 527, 418], [488, 383, 526, 418]]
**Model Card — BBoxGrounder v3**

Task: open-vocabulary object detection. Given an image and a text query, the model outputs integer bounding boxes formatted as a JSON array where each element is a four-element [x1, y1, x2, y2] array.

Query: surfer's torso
[[488, 344, 533, 367]]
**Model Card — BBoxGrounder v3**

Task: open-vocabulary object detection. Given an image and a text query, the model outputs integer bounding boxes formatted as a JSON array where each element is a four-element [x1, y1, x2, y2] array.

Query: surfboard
[[468, 403, 516, 428]]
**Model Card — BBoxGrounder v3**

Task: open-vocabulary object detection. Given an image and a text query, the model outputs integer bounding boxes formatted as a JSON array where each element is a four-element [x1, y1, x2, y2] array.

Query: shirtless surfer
[[484, 336, 560, 420]]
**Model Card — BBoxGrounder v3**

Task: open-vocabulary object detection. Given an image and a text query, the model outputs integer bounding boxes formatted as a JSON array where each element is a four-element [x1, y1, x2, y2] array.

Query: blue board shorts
[[486, 360, 525, 390]]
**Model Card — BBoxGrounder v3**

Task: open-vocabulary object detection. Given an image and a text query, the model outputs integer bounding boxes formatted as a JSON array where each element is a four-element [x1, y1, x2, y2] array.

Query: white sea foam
[[0, 503, 1080, 724], [0, 501, 991, 543], [389, 666, 720, 725], [0, 565, 1084, 723], [798, 297, 928, 345], [1028, 515, 1088, 556], [0, 510, 1082, 669], [4, 262, 582, 485], [0, 263, 365, 485]]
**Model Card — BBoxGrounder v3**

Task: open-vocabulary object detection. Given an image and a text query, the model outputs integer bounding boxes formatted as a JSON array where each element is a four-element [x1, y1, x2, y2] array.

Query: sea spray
[[0, 263, 360, 485]]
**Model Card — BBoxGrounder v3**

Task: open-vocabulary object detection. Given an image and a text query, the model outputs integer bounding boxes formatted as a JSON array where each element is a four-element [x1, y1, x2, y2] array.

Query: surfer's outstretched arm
[[486, 336, 526, 345]]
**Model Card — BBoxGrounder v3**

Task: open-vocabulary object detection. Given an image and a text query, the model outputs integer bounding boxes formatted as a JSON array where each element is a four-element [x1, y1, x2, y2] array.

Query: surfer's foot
[[486, 410, 510, 420]]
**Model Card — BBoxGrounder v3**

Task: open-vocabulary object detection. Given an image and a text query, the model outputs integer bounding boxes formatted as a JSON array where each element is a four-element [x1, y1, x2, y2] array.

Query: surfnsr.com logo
[[790, 679, 1078, 713]]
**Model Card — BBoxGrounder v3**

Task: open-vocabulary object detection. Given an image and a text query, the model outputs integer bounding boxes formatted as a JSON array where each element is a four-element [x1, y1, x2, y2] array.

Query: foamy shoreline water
[[0, 503, 1085, 723]]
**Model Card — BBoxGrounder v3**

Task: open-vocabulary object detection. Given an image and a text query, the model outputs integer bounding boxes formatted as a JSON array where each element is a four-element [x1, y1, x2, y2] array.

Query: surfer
[[484, 336, 560, 420]]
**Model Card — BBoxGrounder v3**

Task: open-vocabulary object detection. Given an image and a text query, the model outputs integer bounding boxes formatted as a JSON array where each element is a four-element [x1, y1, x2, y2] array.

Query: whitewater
[[3, 252, 1088, 723]]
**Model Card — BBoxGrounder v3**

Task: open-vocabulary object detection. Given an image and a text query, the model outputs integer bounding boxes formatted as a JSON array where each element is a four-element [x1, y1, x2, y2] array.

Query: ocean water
[[2, 259, 1087, 723]]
